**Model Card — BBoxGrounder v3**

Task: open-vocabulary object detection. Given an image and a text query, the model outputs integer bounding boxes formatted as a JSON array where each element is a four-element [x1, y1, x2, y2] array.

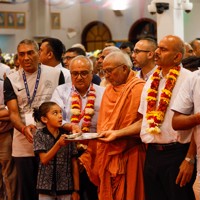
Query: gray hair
[[69, 55, 93, 71], [103, 46, 120, 56], [104, 51, 133, 69], [17, 39, 39, 51]]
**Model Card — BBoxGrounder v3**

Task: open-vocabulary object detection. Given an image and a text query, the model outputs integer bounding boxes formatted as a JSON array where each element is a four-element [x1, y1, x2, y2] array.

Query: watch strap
[[185, 157, 195, 165]]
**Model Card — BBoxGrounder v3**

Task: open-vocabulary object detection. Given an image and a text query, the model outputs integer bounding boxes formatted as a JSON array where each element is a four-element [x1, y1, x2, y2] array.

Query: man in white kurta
[[138, 35, 195, 200], [51, 55, 105, 200]]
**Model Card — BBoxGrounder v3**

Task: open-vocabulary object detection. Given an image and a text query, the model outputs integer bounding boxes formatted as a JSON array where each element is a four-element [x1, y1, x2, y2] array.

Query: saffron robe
[[80, 70, 146, 200]]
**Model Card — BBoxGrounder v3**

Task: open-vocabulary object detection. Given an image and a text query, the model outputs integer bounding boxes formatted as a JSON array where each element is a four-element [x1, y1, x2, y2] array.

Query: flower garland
[[146, 65, 181, 134], [70, 84, 96, 132]]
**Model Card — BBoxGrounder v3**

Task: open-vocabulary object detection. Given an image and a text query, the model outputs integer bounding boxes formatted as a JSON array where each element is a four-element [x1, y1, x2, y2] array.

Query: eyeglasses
[[63, 56, 76, 61], [103, 64, 124, 75], [70, 70, 91, 78], [132, 49, 150, 55]]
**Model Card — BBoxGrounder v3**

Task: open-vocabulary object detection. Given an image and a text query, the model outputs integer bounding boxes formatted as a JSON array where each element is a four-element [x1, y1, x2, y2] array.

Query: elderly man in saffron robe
[[80, 51, 146, 200]]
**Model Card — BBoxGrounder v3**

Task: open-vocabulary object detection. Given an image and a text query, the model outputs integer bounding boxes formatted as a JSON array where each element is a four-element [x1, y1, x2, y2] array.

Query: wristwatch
[[185, 157, 195, 165]]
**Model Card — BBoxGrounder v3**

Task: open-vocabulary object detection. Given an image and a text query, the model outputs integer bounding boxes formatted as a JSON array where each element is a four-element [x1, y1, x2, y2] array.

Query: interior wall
[[0, 0, 199, 53], [0, 2, 31, 53], [50, 3, 81, 50], [184, 0, 200, 42], [0, 0, 82, 52], [81, 0, 155, 42]]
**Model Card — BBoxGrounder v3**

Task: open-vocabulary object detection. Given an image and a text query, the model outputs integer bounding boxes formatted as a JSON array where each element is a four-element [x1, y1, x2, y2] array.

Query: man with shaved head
[[80, 51, 146, 200], [190, 39, 200, 57], [184, 42, 195, 59], [138, 35, 195, 200], [98, 46, 120, 87]]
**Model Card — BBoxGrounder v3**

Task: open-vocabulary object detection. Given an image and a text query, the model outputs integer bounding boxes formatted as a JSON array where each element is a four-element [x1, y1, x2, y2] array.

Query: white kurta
[[139, 66, 193, 144], [51, 83, 105, 133]]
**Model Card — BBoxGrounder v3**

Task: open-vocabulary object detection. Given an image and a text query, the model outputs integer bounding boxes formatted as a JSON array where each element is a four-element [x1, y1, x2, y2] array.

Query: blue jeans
[[39, 193, 71, 200]]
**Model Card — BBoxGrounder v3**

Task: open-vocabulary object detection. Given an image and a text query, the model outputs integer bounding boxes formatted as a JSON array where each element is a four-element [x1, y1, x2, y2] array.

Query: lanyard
[[22, 66, 41, 107]]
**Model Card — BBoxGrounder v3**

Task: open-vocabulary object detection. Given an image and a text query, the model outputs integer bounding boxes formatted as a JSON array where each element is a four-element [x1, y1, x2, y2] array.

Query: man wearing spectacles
[[132, 38, 157, 81], [51, 55, 105, 200], [80, 51, 146, 200], [4, 39, 65, 200], [62, 47, 101, 86], [97, 46, 120, 87], [62, 47, 86, 69]]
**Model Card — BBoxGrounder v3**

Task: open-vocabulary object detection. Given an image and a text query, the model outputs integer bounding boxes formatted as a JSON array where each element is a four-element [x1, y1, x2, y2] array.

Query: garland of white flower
[[70, 84, 96, 132]]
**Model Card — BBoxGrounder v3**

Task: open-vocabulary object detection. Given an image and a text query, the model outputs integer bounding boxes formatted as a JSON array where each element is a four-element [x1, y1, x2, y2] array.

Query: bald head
[[165, 35, 185, 55], [69, 55, 93, 71], [69, 55, 93, 96], [190, 39, 200, 56], [104, 51, 133, 69], [155, 35, 185, 68], [97, 46, 120, 69], [103, 46, 120, 57], [103, 51, 132, 86], [184, 42, 195, 59]]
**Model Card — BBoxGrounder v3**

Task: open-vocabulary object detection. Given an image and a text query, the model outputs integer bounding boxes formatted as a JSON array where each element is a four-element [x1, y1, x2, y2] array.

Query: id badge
[[24, 112, 36, 126]]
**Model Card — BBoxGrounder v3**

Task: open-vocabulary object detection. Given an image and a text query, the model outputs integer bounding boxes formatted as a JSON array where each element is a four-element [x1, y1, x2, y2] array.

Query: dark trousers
[[14, 157, 39, 200], [80, 170, 98, 200], [0, 130, 17, 200], [144, 143, 195, 200]]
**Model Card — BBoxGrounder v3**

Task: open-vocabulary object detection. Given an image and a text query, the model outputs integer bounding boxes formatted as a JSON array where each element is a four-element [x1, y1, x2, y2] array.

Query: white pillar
[[29, 0, 51, 37], [155, 0, 184, 41]]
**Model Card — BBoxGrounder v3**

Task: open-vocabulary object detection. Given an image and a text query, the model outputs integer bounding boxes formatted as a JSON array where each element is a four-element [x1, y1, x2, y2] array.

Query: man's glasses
[[132, 49, 150, 55], [70, 70, 91, 78], [63, 56, 76, 61], [103, 64, 124, 75]]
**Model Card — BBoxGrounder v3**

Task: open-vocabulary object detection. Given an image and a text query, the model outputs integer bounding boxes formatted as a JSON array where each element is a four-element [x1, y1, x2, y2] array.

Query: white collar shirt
[[135, 66, 157, 81], [138, 65, 193, 144], [171, 70, 200, 172], [0, 63, 10, 80], [51, 83, 105, 133], [55, 63, 71, 84]]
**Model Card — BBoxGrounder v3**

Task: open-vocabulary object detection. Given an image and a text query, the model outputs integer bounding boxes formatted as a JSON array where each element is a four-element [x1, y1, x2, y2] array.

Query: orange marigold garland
[[146, 65, 181, 134], [71, 84, 96, 132]]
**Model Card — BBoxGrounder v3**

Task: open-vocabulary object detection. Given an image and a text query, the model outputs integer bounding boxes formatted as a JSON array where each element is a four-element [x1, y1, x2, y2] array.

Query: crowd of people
[[0, 35, 200, 200]]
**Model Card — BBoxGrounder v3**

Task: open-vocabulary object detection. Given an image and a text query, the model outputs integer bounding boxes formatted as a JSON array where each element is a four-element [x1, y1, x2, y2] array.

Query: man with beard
[[132, 38, 157, 81]]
